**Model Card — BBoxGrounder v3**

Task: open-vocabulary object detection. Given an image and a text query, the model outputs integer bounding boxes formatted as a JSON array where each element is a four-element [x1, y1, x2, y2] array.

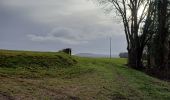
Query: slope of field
[[0, 49, 77, 68], [0, 50, 170, 100]]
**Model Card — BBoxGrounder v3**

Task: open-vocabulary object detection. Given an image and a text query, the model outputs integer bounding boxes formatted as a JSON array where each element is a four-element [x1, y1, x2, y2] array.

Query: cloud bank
[[0, 0, 126, 54]]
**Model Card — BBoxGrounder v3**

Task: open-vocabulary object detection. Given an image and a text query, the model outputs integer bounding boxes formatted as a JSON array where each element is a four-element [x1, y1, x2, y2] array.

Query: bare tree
[[96, 0, 154, 69]]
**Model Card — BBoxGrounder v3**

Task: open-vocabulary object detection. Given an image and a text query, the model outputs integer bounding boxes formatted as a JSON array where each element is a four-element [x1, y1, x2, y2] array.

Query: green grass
[[0, 49, 77, 68], [0, 50, 170, 100]]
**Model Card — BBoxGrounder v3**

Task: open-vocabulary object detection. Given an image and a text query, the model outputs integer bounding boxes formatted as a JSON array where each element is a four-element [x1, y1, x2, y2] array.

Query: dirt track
[[0, 92, 15, 100]]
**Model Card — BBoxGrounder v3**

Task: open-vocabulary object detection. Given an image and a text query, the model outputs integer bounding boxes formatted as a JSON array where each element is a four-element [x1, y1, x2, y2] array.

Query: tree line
[[95, 0, 170, 79]]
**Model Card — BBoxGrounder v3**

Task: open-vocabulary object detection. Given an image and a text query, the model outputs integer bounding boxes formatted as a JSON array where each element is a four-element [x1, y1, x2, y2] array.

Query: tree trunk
[[155, 0, 169, 69], [128, 49, 136, 68], [128, 47, 143, 70]]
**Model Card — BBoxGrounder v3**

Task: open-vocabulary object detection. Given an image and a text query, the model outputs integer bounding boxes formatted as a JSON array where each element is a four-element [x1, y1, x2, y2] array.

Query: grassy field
[[0, 50, 170, 100]]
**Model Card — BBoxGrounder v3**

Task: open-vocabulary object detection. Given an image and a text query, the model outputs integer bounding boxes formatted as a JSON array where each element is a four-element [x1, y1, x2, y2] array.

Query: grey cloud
[[26, 4, 124, 44], [0, 0, 127, 54], [27, 27, 87, 45]]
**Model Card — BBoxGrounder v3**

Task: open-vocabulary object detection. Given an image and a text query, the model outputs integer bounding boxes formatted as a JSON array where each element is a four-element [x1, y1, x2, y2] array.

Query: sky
[[0, 0, 127, 55]]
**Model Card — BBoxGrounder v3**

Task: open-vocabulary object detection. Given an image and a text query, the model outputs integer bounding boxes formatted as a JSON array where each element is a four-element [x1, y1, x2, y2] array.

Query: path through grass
[[0, 51, 170, 100]]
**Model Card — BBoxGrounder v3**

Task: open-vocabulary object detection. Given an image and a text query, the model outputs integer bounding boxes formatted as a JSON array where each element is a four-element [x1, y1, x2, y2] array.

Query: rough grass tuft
[[0, 50, 77, 69]]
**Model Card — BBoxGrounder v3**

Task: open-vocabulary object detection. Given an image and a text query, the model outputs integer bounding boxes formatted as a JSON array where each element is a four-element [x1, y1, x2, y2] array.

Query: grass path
[[0, 57, 170, 100]]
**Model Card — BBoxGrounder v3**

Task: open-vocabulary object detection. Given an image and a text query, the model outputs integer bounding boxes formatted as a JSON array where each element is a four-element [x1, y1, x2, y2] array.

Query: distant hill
[[75, 53, 118, 58]]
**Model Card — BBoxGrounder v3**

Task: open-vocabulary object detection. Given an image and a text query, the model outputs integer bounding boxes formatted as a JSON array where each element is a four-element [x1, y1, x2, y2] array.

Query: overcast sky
[[0, 0, 127, 55]]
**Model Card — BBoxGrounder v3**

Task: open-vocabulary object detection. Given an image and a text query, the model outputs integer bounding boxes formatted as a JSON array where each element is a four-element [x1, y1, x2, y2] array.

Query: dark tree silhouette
[[96, 0, 154, 69], [146, 0, 170, 79]]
